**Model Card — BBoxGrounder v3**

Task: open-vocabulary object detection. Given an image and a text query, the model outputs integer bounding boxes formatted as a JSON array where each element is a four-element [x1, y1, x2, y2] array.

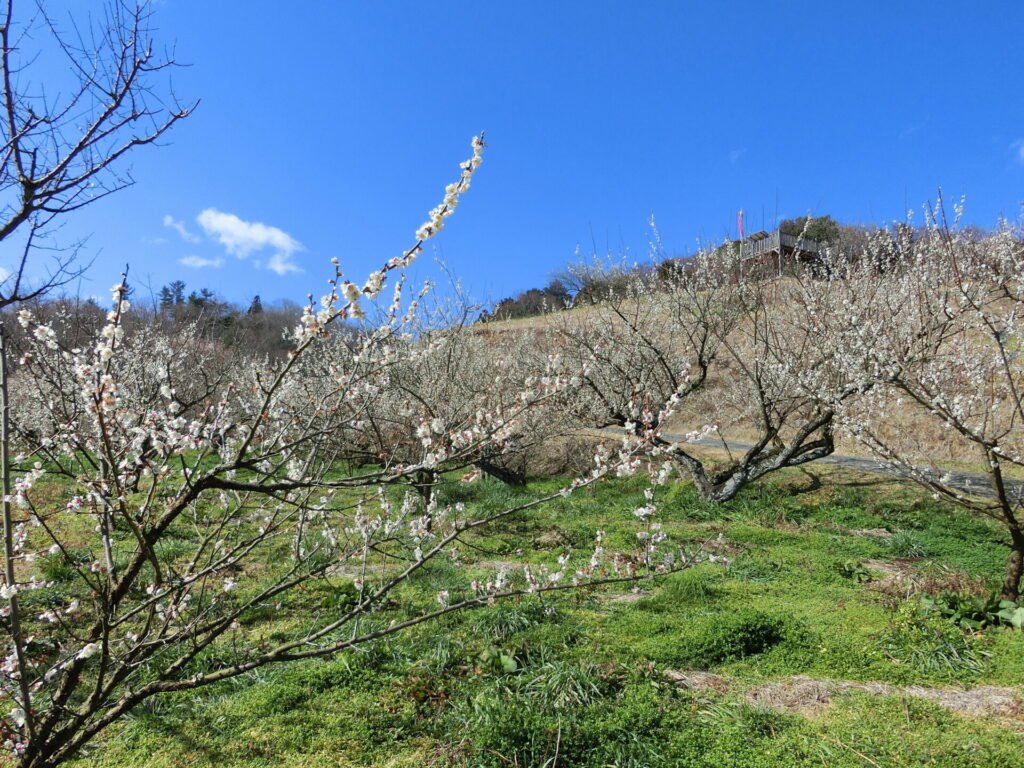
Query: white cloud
[[0, 266, 10, 283], [196, 208, 304, 274], [163, 215, 201, 243], [1013, 139, 1024, 164], [179, 255, 224, 269], [728, 148, 746, 165], [267, 253, 301, 275]]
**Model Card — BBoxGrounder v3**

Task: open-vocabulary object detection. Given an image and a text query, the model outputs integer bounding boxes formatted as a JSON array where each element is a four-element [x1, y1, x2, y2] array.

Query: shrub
[[884, 530, 928, 559], [680, 611, 794, 667], [729, 556, 781, 583], [921, 590, 1024, 631], [838, 559, 872, 583], [661, 565, 723, 603], [470, 600, 561, 643], [880, 605, 989, 681], [38, 548, 91, 583]]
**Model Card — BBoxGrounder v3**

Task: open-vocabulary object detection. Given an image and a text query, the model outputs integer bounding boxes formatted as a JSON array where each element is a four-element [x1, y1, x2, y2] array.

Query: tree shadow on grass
[[786, 469, 822, 496]]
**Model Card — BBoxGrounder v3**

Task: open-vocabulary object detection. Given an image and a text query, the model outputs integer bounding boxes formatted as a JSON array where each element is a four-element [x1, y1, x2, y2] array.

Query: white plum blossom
[[76, 643, 101, 660], [415, 135, 485, 242], [0, 133, 704, 765]]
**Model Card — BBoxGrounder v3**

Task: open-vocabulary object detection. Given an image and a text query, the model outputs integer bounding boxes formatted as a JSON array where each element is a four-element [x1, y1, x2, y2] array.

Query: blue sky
[[6, 0, 1024, 308]]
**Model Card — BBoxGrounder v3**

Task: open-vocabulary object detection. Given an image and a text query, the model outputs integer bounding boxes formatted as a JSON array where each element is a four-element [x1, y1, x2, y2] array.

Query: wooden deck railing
[[738, 230, 825, 259]]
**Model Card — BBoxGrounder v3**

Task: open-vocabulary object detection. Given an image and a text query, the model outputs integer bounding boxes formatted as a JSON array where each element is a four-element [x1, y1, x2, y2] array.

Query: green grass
[[64, 467, 1024, 767]]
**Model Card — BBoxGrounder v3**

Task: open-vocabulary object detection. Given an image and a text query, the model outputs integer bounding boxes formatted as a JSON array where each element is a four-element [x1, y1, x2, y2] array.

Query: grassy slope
[[68, 468, 1024, 768]]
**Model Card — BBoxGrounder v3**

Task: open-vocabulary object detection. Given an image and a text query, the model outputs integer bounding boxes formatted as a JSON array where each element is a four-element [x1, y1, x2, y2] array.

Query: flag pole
[[738, 208, 744, 280]]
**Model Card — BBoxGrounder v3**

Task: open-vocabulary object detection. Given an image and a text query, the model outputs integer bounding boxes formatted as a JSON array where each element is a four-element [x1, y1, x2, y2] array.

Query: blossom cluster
[[415, 135, 485, 242]]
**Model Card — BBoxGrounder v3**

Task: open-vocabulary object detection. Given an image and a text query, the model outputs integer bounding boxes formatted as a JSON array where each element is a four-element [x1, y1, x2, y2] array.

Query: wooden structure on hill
[[733, 228, 827, 278]]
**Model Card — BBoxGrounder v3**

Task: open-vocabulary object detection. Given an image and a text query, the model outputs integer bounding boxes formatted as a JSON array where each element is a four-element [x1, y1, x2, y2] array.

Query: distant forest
[[6, 280, 304, 359]]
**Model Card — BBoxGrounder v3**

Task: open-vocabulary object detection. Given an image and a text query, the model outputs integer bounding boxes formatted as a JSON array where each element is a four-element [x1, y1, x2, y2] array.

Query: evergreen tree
[[158, 285, 174, 311], [169, 280, 186, 305]]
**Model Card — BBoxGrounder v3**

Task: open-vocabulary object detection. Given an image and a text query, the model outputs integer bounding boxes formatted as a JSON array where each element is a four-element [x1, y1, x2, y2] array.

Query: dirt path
[[664, 670, 1023, 722], [602, 427, 1024, 500]]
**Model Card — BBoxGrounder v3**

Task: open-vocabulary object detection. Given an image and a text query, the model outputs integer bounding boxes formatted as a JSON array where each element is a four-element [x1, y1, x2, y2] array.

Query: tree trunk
[[474, 459, 526, 487], [413, 469, 436, 507], [1002, 527, 1024, 603], [1, 326, 37, 744]]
